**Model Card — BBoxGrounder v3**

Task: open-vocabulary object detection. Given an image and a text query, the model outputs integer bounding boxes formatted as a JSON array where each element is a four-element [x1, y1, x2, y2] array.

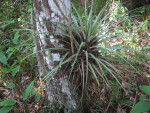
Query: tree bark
[[33, 0, 79, 112]]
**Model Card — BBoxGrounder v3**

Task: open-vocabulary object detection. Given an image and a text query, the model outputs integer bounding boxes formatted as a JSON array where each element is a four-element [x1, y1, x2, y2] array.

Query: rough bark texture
[[33, 0, 78, 112]]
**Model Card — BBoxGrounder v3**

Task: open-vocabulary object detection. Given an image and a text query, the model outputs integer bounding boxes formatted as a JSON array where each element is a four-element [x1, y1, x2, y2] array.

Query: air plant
[[43, 1, 131, 90]]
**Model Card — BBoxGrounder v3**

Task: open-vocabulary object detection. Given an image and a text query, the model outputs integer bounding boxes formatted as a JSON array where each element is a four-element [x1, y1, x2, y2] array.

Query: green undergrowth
[[0, 0, 41, 113]]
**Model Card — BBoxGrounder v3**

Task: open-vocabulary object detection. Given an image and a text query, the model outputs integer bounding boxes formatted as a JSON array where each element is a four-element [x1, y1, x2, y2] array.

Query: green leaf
[[0, 20, 15, 28], [0, 99, 16, 106], [140, 85, 150, 96], [0, 106, 13, 113], [69, 42, 83, 77], [1, 24, 9, 28], [131, 100, 150, 113], [4, 20, 15, 24], [6, 82, 15, 89], [115, 30, 122, 33], [118, 99, 133, 105], [101, 49, 108, 53], [12, 66, 20, 77], [35, 95, 41, 102], [0, 50, 7, 65], [22, 80, 34, 100], [89, 63, 100, 87], [85, 51, 89, 86], [139, 95, 146, 101], [0, 68, 10, 73], [89, 53, 124, 90], [143, 46, 150, 50], [31, 89, 37, 95], [6, 47, 13, 53], [13, 31, 20, 44]]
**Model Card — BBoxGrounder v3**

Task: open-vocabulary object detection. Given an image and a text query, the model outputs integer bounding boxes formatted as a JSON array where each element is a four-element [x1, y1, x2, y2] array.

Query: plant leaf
[[0, 106, 13, 113], [89, 53, 124, 90], [118, 99, 133, 105], [85, 51, 89, 86], [139, 95, 146, 101], [131, 100, 150, 113], [12, 66, 20, 77], [0, 50, 7, 65], [35, 95, 41, 102], [1, 20, 15, 28], [0, 99, 16, 106], [89, 63, 100, 87], [22, 80, 34, 100], [6, 82, 15, 89], [31, 89, 37, 95], [72, 3, 86, 39], [13, 31, 20, 44], [0, 68, 10, 73], [69, 42, 83, 77], [140, 85, 150, 96]]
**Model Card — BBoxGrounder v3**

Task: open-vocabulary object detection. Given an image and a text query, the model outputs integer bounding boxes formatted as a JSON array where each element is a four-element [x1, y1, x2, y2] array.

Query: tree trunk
[[33, 0, 79, 112]]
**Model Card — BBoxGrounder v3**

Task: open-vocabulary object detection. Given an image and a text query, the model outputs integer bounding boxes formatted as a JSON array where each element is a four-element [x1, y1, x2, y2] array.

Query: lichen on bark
[[33, 0, 79, 112]]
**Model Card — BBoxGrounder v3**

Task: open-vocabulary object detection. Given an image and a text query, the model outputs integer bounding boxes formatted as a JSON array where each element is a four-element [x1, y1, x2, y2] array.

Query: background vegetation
[[0, 0, 150, 113]]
